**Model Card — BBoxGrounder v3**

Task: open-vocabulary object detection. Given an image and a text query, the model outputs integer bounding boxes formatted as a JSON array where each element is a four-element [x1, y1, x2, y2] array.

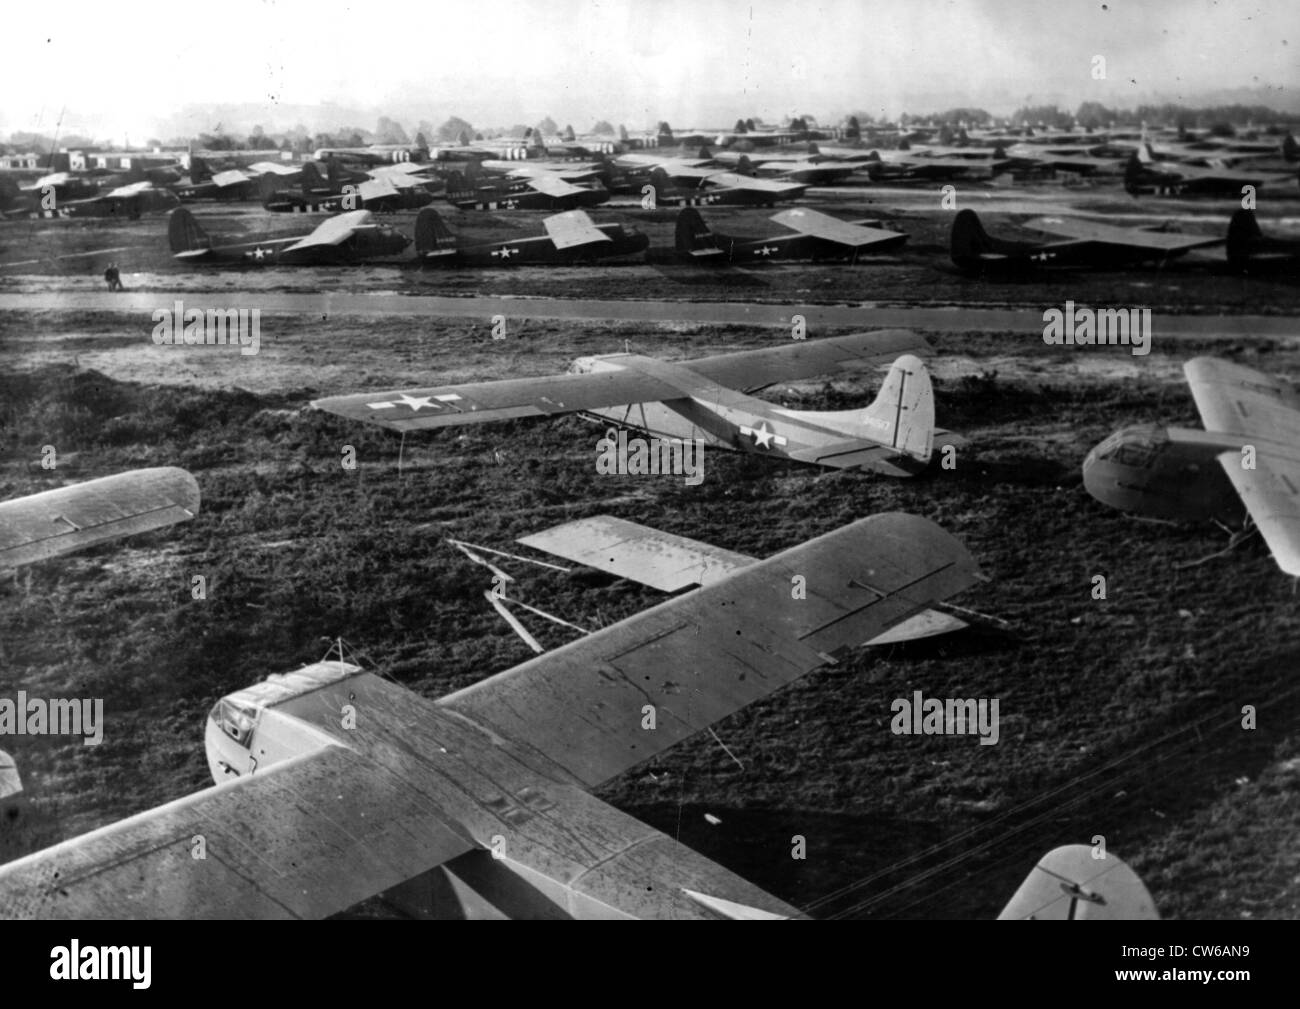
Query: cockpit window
[[1112, 443, 1157, 467], [215, 699, 259, 748], [1093, 429, 1168, 467]]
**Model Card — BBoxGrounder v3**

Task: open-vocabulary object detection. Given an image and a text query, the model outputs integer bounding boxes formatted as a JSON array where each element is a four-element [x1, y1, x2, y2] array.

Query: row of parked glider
[[5, 123, 1298, 223], [165, 203, 1300, 274]]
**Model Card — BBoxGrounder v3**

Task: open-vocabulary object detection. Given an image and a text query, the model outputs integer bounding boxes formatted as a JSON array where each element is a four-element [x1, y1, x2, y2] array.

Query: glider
[[0, 512, 982, 919], [951, 209, 1223, 273], [1084, 356, 1300, 575], [311, 331, 959, 477], [414, 208, 647, 266], [168, 207, 410, 265], [676, 207, 907, 263]]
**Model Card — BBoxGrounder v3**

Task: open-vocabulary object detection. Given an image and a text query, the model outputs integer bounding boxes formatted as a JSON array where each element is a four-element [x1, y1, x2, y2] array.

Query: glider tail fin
[[168, 207, 210, 253], [649, 167, 672, 206], [414, 208, 455, 255], [859, 354, 935, 463], [999, 846, 1159, 920], [950, 209, 996, 269], [301, 161, 325, 195], [1283, 133, 1299, 163], [444, 170, 469, 200], [1226, 208, 1262, 269], [675, 208, 717, 256]]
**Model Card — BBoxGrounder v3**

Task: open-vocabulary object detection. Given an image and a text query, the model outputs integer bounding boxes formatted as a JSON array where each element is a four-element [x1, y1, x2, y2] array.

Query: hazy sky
[[3, 0, 1296, 141]]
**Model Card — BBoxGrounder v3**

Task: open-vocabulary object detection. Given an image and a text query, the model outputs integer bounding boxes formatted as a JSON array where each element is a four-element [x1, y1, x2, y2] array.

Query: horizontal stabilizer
[[998, 845, 1159, 920]]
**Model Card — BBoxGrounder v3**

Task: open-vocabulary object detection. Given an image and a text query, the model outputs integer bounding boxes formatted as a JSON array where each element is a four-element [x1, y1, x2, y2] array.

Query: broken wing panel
[[0, 468, 200, 569], [0, 744, 474, 919], [442, 513, 980, 788], [518, 515, 754, 592]]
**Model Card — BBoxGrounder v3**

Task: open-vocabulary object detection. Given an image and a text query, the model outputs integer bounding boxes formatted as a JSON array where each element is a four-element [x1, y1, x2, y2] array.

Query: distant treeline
[[865, 102, 1297, 132], [3, 100, 1296, 155]]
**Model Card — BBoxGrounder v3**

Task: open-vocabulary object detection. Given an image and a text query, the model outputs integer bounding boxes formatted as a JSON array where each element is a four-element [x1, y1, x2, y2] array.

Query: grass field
[[1, 310, 1297, 918]]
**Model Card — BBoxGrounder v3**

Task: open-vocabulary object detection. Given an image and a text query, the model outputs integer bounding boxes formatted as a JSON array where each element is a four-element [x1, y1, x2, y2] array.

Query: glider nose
[[1081, 444, 1115, 507]]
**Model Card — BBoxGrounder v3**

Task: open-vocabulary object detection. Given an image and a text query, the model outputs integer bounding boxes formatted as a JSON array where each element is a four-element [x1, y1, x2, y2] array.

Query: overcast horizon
[[3, 0, 1297, 144]]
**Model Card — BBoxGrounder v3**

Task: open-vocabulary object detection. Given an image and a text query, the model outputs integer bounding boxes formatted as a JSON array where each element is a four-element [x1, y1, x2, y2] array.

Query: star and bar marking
[[367, 392, 464, 413], [739, 421, 788, 450]]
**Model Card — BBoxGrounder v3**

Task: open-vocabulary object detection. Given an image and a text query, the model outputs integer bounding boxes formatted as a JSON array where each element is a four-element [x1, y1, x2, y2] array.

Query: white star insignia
[[493, 246, 517, 258], [740, 422, 787, 449], [245, 247, 270, 260], [757, 245, 776, 256], [368, 393, 435, 412]]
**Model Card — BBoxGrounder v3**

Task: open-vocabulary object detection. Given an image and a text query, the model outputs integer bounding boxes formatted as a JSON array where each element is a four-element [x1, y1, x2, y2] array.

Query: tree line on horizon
[[2, 101, 1295, 155]]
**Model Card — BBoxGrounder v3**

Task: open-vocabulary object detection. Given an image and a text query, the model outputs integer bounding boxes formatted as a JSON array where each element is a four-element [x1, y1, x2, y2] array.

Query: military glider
[[314, 143, 431, 166], [4, 180, 179, 220], [676, 207, 907, 263], [446, 169, 610, 211], [312, 331, 957, 476], [866, 146, 1010, 183], [0, 512, 982, 919], [1125, 143, 1297, 196], [647, 166, 807, 207], [168, 207, 410, 265], [414, 208, 647, 266], [264, 162, 434, 213], [712, 146, 859, 184], [1083, 356, 1300, 575], [950, 209, 1223, 273], [172, 156, 303, 202]]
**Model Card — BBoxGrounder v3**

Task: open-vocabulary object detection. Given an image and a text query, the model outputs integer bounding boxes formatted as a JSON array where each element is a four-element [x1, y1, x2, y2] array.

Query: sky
[[2, 0, 1296, 143]]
